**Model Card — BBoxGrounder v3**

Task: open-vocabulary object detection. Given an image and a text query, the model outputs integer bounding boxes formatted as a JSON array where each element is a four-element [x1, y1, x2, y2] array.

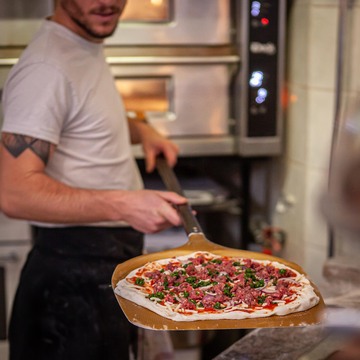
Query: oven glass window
[[115, 77, 172, 120], [121, 0, 172, 23]]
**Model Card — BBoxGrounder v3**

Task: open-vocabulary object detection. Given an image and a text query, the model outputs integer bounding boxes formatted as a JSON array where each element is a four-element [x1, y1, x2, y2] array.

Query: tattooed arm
[[0, 132, 111, 223], [0, 132, 185, 232]]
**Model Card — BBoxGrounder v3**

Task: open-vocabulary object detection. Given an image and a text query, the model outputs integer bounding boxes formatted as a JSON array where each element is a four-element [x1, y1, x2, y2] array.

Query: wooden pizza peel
[[111, 159, 325, 330]]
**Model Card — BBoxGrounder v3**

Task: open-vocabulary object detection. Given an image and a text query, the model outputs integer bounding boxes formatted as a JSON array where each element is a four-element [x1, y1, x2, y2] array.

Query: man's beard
[[71, 14, 118, 39]]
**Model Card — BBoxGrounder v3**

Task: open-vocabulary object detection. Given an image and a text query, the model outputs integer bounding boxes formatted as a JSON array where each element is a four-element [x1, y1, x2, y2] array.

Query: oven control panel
[[237, 0, 286, 156]]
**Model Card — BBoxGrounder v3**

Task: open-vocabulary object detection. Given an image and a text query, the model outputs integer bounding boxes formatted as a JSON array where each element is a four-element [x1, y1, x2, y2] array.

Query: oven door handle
[[127, 111, 176, 124], [145, 111, 176, 124]]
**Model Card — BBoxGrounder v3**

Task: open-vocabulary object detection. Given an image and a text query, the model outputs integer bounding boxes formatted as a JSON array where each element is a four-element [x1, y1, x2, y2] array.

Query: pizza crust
[[115, 252, 320, 322]]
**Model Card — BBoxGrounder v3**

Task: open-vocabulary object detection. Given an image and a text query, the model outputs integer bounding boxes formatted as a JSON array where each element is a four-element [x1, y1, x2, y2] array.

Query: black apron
[[9, 226, 144, 360]]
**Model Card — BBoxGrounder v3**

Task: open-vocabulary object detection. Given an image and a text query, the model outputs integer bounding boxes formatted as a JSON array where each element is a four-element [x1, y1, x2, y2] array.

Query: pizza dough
[[115, 252, 319, 322]]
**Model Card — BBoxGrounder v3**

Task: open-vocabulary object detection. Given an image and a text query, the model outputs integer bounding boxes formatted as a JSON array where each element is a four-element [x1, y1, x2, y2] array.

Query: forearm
[[127, 118, 150, 144], [1, 167, 188, 232], [1, 170, 122, 223], [0, 133, 185, 232]]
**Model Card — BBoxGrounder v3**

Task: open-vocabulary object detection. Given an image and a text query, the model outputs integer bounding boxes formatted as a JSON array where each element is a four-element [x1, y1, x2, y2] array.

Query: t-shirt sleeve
[[2, 62, 73, 145]]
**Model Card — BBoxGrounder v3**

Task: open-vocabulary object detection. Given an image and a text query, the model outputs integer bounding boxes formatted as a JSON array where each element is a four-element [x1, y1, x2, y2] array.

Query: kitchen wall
[[273, 0, 336, 286], [273, 0, 360, 286]]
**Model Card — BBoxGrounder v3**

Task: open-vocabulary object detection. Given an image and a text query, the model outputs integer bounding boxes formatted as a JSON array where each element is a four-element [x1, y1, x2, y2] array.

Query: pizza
[[115, 251, 319, 321]]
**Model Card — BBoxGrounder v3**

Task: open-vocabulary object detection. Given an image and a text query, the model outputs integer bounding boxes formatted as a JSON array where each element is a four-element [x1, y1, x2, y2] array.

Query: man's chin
[[91, 26, 117, 39]]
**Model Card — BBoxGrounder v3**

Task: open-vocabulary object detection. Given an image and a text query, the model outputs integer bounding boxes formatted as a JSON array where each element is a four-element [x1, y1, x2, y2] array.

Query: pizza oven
[[0, 0, 286, 157], [104, 0, 286, 158]]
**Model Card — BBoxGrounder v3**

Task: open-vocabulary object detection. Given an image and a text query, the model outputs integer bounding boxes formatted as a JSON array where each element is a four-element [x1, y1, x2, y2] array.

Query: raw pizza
[[115, 251, 319, 321]]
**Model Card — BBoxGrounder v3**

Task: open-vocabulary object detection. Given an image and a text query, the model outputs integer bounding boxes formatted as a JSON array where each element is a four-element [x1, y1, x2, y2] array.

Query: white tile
[[294, 0, 311, 6], [284, 161, 307, 218], [287, 2, 310, 86], [308, 6, 338, 89], [273, 161, 307, 262], [306, 88, 335, 170], [343, 7, 360, 92], [310, 0, 339, 6], [286, 86, 333, 170], [272, 164, 329, 269], [304, 168, 329, 248], [282, 240, 305, 269], [286, 85, 308, 164], [303, 243, 328, 286]]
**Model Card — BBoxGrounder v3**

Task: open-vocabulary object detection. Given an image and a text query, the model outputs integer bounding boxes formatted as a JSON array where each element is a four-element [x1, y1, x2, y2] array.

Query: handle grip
[[156, 157, 203, 235]]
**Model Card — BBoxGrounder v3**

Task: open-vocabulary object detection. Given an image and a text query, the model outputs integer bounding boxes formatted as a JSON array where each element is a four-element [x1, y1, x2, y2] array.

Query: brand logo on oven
[[250, 42, 277, 55]]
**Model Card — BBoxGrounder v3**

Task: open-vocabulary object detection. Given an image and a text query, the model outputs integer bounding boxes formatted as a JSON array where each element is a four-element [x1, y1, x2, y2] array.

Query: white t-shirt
[[2, 20, 143, 227]]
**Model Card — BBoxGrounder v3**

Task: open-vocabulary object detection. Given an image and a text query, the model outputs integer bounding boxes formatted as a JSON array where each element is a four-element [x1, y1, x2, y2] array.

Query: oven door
[[108, 0, 232, 45], [109, 56, 238, 156], [0, 0, 231, 46]]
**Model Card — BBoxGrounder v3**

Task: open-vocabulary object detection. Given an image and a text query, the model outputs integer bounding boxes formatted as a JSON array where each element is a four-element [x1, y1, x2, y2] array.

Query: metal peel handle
[[155, 157, 203, 235]]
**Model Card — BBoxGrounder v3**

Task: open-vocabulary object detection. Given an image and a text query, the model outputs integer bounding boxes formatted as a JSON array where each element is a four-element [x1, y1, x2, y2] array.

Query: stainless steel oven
[[106, 46, 239, 156], [103, 0, 286, 157], [0, 0, 286, 157]]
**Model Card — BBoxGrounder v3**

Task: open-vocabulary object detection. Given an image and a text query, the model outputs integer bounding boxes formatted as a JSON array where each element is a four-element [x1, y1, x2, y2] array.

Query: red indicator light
[[261, 17, 269, 26]]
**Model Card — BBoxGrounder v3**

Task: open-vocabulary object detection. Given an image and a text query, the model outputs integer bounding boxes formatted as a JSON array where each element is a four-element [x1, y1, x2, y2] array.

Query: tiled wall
[[273, 0, 340, 285], [274, 0, 360, 285]]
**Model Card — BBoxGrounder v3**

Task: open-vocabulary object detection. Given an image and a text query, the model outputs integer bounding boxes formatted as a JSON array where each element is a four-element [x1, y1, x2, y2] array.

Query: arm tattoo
[[2, 133, 51, 165]]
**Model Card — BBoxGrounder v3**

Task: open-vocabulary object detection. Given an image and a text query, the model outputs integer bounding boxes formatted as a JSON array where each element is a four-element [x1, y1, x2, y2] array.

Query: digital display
[[247, 0, 279, 137]]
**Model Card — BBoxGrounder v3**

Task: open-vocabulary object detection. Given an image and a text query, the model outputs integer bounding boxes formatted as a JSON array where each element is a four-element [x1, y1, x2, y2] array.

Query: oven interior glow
[[121, 0, 170, 22]]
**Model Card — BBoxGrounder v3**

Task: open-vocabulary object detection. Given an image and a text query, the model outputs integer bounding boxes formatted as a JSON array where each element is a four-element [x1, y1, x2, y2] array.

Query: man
[[0, 0, 186, 359]]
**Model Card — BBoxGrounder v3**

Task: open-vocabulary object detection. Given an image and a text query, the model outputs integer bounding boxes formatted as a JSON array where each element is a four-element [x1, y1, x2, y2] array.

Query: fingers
[[154, 202, 182, 228], [156, 190, 187, 205], [144, 140, 179, 173], [161, 143, 179, 168], [121, 190, 187, 234], [144, 191, 187, 231], [132, 203, 181, 233], [151, 191, 187, 228], [145, 150, 176, 173], [152, 191, 188, 229], [145, 148, 156, 173]]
